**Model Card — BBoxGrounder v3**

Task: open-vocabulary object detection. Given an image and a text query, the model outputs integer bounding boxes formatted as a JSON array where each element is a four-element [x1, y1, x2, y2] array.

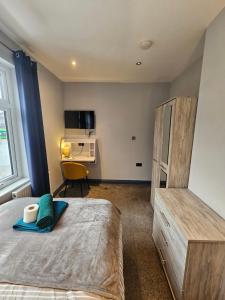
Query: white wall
[[170, 57, 203, 98], [0, 32, 27, 177], [189, 8, 225, 219], [38, 65, 64, 192], [0, 31, 29, 203], [0, 30, 65, 195], [0, 31, 18, 64], [63, 83, 169, 181]]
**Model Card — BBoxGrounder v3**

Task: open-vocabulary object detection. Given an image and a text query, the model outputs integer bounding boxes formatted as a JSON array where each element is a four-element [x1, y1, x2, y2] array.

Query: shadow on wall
[[87, 142, 101, 179], [185, 31, 206, 68]]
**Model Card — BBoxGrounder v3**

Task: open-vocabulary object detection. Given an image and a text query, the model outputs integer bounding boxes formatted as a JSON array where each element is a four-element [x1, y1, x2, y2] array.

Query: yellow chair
[[61, 162, 90, 197]]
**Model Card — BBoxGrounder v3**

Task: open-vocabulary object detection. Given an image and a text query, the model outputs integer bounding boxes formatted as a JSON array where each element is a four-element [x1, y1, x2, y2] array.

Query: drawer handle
[[161, 230, 168, 246], [159, 248, 166, 265], [160, 211, 170, 227]]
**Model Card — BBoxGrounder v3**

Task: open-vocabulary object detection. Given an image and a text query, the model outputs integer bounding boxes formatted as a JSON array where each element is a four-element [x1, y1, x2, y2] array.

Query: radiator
[[12, 183, 32, 198]]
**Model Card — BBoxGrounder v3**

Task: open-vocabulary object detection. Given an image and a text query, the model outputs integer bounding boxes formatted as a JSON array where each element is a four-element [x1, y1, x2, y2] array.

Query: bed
[[0, 198, 124, 300]]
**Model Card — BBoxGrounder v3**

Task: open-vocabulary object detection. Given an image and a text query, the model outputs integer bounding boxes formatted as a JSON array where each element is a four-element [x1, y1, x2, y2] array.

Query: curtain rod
[[0, 40, 15, 53]]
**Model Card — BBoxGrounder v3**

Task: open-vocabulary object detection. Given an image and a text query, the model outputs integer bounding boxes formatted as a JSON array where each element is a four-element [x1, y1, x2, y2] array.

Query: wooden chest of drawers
[[153, 188, 225, 300]]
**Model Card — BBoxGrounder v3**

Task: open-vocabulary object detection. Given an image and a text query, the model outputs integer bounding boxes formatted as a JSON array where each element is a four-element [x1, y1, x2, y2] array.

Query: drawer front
[[152, 210, 162, 250], [163, 248, 183, 300], [153, 206, 187, 298], [155, 195, 188, 264], [159, 220, 184, 294], [153, 213, 182, 299]]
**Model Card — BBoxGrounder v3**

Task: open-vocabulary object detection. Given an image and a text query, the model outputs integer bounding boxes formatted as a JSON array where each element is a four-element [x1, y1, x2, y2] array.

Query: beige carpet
[[59, 183, 172, 300]]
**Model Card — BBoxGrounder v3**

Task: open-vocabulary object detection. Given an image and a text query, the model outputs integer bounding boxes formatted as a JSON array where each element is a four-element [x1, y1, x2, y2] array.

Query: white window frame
[[0, 59, 27, 190]]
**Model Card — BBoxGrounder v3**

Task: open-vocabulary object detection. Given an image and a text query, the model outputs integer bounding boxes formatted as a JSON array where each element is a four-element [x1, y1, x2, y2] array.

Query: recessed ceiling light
[[139, 40, 153, 50], [71, 61, 76, 66], [136, 61, 142, 66]]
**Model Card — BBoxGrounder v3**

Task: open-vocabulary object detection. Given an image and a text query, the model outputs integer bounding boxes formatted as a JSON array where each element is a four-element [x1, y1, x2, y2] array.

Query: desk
[[61, 156, 95, 163], [60, 137, 97, 163]]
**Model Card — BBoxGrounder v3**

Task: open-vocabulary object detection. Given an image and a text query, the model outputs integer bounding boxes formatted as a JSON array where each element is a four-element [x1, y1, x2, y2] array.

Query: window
[[0, 62, 22, 189]]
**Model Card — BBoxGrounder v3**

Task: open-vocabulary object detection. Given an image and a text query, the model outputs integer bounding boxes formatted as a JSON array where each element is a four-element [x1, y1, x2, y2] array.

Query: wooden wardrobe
[[151, 97, 197, 208]]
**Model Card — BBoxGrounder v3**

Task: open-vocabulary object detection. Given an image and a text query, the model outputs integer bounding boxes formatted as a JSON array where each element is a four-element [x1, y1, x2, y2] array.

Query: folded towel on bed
[[36, 194, 54, 228], [13, 201, 68, 232]]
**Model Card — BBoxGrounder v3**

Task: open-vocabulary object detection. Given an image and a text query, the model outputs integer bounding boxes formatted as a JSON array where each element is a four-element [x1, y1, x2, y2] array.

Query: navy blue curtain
[[13, 50, 50, 196]]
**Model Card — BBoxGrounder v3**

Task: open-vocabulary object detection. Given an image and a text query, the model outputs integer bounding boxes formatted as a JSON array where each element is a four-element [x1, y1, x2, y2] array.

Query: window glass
[[0, 70, 8, 101], [0, 72, 2, 99], [0, 64, 20, 189], [0, 110, 13, 180]]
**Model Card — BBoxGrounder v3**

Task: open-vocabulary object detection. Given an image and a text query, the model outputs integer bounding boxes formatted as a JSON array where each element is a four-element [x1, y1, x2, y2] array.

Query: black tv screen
[[64, 111, 95, 129]]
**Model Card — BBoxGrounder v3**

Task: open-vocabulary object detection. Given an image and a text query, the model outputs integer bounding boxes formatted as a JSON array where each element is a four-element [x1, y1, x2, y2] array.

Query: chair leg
[[80, 181, 83, 197], [86, 176, 90, 189], [64, 181, 68, 197]]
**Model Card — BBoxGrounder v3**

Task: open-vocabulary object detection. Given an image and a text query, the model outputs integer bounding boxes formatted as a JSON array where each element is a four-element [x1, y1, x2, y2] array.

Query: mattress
[[0, 198, 124, 300], [0, 284, 109, 299]]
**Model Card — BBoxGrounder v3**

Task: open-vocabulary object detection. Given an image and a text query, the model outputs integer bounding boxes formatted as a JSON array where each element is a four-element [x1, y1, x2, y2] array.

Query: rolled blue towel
[[36, 194, 54, 228], [13, 201, 68, 232]]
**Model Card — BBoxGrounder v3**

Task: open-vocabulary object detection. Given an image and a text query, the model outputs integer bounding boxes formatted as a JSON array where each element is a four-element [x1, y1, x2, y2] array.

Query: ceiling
[[0, 0, 224, 83]]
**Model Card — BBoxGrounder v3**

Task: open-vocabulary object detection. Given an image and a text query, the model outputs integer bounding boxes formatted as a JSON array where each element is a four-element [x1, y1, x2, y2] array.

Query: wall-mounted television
[[64, 111, 95, 129]]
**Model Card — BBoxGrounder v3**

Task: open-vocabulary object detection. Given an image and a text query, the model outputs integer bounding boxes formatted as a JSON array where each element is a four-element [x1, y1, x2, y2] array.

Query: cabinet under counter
[[152, 188, 225, 300]]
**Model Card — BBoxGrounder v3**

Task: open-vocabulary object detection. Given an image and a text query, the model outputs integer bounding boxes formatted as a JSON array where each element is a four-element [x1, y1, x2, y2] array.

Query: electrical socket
[[136, 163, 142, 167], [78, 143, 84, 147]]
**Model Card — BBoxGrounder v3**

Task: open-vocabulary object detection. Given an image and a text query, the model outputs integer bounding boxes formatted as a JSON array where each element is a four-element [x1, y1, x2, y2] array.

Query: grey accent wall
[[170, 57, 203, 98], [63, 82, 170, 181]]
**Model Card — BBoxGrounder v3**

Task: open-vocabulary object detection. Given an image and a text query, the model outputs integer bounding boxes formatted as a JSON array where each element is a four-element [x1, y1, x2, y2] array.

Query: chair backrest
[[61, 162, 88, 180]]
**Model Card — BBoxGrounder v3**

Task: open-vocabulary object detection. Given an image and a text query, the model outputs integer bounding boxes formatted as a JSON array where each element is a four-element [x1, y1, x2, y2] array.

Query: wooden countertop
[[155, 188, 225, 242]]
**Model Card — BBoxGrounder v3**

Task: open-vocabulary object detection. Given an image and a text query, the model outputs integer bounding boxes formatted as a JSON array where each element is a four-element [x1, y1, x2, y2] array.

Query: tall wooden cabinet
[[151, 97, 197, 208]]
